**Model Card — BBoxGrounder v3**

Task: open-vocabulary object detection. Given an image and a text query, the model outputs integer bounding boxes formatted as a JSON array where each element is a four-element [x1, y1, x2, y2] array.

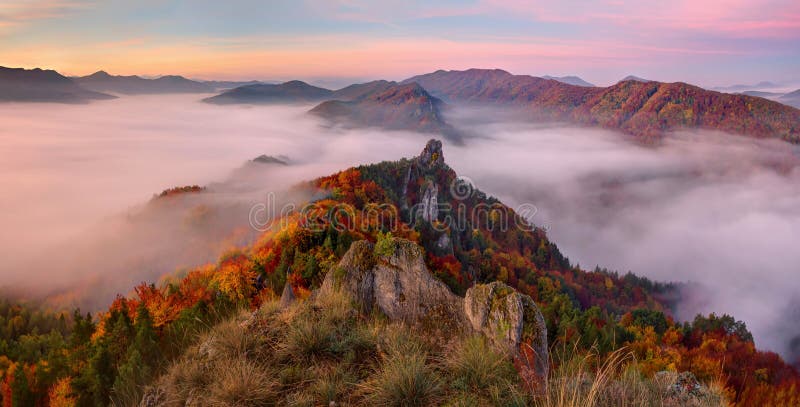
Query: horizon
[[1, 0, 799, 88], [4, 65, 798, 92]]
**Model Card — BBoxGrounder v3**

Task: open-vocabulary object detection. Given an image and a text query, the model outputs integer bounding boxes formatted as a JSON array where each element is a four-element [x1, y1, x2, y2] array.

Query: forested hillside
[[1, 140, 798, 406]]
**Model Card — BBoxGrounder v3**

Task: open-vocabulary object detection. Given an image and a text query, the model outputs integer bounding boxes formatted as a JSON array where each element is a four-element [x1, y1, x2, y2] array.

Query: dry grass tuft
[[363, 351, 442, 406], [207, 357, 277, 406]]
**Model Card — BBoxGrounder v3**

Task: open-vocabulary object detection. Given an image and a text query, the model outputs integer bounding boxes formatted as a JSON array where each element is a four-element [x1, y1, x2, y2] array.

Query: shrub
[[374, 231, 396, 257]]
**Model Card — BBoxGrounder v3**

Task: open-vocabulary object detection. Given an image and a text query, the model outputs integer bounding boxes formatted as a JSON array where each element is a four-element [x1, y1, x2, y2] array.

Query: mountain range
[[0, 66, 115, 103], [4, 65, 800, 144], [72, 71, 264, 94], [404, 69, 800, 142], [73, 71, 215, 94]]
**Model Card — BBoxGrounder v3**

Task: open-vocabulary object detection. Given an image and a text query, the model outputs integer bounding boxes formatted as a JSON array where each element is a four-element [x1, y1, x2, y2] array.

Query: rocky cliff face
[[320, 237, 548, 381]]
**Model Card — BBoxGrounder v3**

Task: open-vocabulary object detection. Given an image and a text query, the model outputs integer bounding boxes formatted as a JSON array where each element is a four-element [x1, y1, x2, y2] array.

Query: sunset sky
[[1, 0, 798, 87]]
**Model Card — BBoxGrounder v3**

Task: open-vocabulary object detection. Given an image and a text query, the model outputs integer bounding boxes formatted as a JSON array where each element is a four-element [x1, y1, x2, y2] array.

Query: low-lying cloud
[[444, 112, 800, 361], [1, 95, 799, 363]]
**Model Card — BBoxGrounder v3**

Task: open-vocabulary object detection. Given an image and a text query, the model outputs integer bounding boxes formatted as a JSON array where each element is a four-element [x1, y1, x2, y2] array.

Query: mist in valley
[[1, 95, 799, 362]]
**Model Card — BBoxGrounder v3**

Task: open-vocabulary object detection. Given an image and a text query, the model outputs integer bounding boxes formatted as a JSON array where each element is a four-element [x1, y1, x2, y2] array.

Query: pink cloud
[[0, 0, 92, 21], [1, 33, 749, 83], [480, 0, 800, 39]]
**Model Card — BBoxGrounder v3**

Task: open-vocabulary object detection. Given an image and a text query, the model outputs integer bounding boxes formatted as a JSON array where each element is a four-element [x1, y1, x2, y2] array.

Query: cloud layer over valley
[[1, 95, 799, 362]]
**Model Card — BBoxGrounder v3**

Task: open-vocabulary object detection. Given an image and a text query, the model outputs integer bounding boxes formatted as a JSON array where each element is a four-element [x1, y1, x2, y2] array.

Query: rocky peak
[[418, 139, 444, 168]]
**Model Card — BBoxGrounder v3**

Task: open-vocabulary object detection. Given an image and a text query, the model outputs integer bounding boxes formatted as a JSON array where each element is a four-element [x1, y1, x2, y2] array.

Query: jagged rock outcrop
[[411, 139, 444, 224], [320, 239, 464, 329], [464, 281, 549, 379], [436, 233, 451, 251], [418, 139, 444, 168], [279, 282, 296, 308], [320, 237, 548, 380], [419, 181, 439, 222]]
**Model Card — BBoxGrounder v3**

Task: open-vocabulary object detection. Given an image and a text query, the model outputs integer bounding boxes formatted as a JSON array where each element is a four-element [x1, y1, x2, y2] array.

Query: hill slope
[[404, 69, 800, 142], [329, 79, 397, 100], [309, 82, 459, 138], [0, 66, 115, 103], [203, 80, 333, 104]]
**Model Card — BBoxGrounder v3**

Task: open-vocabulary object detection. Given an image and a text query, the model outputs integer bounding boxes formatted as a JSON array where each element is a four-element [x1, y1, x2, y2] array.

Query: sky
[[1, 0, 799, 87]]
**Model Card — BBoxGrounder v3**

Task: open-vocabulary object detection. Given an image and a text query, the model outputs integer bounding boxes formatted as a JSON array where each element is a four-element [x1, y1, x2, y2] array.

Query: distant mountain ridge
[[200, 79, 264, 91], [620, 75, 650, 83], [780, 89, 800, 109], [542, 75, 595, 87], [403, 69, 800, 143], [74, 71, 215, 94], [203, 80, 333, 104], [715, 81, 781, 92], [0, 66, 115, 103]]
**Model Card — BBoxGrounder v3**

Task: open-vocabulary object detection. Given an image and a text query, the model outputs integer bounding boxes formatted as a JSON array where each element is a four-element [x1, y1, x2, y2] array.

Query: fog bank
[[443, 115, 800, 361], [1, 95, 799, 362]]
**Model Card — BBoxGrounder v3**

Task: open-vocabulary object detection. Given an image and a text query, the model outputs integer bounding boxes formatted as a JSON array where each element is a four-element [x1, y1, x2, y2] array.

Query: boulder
[[320, 238, 463, 327], [372, 238, 463, 324], [319, 240, 377, 313], [464, 281, 548, 378]]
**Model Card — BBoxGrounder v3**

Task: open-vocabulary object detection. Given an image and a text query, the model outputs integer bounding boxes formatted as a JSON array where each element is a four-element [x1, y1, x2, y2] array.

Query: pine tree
[[303, 254, 319, 281], [10, 364, 34, 407]]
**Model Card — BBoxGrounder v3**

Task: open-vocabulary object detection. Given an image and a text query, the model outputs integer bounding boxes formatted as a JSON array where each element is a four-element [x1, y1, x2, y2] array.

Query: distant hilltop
[[0, 66, 115, 103]]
